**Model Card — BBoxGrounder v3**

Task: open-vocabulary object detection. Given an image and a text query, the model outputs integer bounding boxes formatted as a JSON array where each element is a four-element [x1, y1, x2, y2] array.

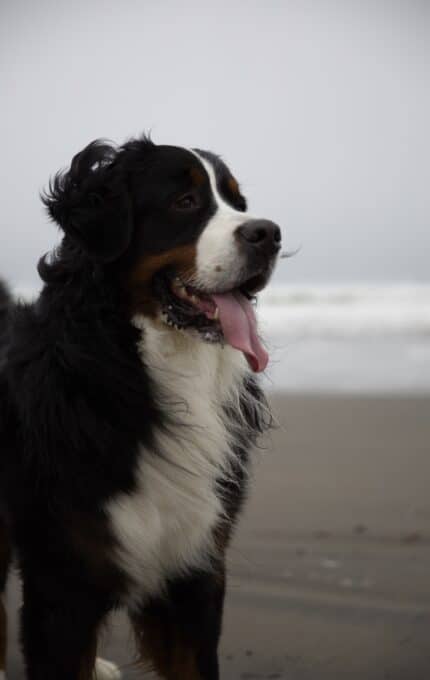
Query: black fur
[[42, 140, 133, 263], [0, 136, 271, 680], [0, 279, 11, 354]]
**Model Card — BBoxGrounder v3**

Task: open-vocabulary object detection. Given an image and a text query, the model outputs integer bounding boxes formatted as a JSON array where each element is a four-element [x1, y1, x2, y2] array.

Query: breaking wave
[[258, 283, 430, 338]]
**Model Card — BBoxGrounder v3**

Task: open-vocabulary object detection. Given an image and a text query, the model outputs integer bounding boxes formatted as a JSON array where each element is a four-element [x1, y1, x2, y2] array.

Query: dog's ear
[[42, 140, 132, 263]]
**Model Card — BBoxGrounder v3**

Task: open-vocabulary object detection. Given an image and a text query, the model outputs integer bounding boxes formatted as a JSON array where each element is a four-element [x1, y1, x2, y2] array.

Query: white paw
[[93, 657, 122, 680], [0, 671, 6, 680]]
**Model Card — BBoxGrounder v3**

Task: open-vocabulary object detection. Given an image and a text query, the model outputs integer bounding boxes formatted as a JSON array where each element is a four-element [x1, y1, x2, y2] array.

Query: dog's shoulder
[[3, 285, 158, 507]]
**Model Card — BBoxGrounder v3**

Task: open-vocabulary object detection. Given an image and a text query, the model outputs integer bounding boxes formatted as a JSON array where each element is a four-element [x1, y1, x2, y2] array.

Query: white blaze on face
[[191, 151, 251, 291]]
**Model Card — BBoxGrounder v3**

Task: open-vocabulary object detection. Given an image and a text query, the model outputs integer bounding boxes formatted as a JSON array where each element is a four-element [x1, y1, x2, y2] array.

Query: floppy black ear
[[42, 140, 132, 263]]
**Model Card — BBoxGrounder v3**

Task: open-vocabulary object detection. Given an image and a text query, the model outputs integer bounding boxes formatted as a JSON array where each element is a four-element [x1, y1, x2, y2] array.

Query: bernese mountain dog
[[0, 136, 281, 680]]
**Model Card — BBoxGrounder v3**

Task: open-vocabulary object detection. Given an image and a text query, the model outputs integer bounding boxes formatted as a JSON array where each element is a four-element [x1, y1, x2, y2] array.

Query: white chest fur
[[107, 318, 249, 603]]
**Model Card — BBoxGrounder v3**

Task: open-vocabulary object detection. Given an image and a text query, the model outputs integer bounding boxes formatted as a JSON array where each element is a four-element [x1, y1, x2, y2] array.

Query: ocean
[[14, 283, 430, 394], [258, 284, 430, 393]]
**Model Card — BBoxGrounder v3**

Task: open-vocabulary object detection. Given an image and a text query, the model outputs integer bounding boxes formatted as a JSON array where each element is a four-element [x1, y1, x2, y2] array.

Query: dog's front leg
[[0, 519, 11, 680], [20, 572, 111, 680], [130, 564, 225, 680]]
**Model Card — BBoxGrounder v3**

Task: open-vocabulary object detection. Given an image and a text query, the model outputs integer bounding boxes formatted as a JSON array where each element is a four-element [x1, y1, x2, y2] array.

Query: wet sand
[[4, 394, 430, 679]]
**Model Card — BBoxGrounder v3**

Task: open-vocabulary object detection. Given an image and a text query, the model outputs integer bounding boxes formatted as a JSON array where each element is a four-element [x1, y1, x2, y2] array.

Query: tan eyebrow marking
[[227, 176, 240, 196], [190, 166, 206, 187]]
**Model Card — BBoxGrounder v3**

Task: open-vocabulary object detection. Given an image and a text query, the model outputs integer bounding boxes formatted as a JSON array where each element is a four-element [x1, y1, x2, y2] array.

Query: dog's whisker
[[280, 245, 301, 259]]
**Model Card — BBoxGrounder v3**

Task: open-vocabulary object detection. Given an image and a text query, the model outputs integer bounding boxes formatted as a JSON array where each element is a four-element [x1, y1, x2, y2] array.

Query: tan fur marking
[[227, 176, 240, 196], [132, 612, 203, 680], [190, 166, 206, 187], [125, 244, 197, 317]]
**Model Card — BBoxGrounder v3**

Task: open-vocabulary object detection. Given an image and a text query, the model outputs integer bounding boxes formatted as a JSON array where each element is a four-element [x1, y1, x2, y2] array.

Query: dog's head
[[43, 136, 281, 372]]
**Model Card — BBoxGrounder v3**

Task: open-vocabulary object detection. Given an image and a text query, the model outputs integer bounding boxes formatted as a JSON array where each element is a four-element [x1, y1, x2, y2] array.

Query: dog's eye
[[174, 193, 198, 211]]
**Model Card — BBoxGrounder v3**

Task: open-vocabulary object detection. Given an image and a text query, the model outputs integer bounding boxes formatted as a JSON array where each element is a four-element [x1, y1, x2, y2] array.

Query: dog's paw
[[93, 657, 122, 680], [0, 671, 7, 680]]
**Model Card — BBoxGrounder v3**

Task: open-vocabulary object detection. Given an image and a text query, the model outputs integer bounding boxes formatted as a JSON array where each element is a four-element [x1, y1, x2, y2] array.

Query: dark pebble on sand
[[402, 532, 422, 544], [313, 529, 331, 539]]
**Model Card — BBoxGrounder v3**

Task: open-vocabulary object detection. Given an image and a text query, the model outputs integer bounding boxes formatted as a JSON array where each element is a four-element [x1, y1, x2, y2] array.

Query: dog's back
[[0, 280, 12, 679], [0, 280, 11, 345]]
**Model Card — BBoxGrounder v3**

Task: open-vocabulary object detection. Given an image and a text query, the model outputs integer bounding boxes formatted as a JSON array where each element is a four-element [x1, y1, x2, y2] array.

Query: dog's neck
[[132, 314, 249, 409]]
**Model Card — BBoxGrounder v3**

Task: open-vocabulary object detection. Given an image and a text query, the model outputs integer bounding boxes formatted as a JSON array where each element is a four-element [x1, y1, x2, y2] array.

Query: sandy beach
[[4, 394, 430, 679]]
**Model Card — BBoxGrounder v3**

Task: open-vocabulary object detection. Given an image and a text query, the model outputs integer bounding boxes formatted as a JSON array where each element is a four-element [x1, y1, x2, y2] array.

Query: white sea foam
[[258, 284, 430, 393], [258, 283, 430, 339]]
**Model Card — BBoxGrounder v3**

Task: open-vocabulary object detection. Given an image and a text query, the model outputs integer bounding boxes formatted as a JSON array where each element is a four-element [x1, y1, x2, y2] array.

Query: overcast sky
[[1, 0, 429, 289]]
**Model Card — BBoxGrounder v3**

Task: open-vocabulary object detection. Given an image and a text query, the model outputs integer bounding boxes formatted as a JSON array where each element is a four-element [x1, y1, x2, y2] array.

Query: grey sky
[[1, 0, 429, 289]]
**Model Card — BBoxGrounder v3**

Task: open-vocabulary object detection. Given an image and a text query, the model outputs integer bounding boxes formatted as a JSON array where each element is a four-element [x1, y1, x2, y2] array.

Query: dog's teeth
[[213, 307, 219, 320], [175, 286, 188, 301]]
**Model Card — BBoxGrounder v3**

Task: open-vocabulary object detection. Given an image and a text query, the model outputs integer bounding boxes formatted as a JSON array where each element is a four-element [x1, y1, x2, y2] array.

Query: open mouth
[[153, 270, 270, 373]]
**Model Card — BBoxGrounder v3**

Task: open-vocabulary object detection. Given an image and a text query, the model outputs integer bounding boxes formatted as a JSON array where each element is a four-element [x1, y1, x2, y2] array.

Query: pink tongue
[[211, 292, 269, 373]]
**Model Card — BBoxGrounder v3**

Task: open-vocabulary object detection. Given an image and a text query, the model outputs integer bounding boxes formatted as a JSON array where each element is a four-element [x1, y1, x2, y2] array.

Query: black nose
[[237, 219, 282, 256]]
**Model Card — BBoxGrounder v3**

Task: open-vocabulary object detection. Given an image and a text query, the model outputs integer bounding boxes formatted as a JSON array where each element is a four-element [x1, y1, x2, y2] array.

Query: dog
[[0, 136, 281, 679]]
